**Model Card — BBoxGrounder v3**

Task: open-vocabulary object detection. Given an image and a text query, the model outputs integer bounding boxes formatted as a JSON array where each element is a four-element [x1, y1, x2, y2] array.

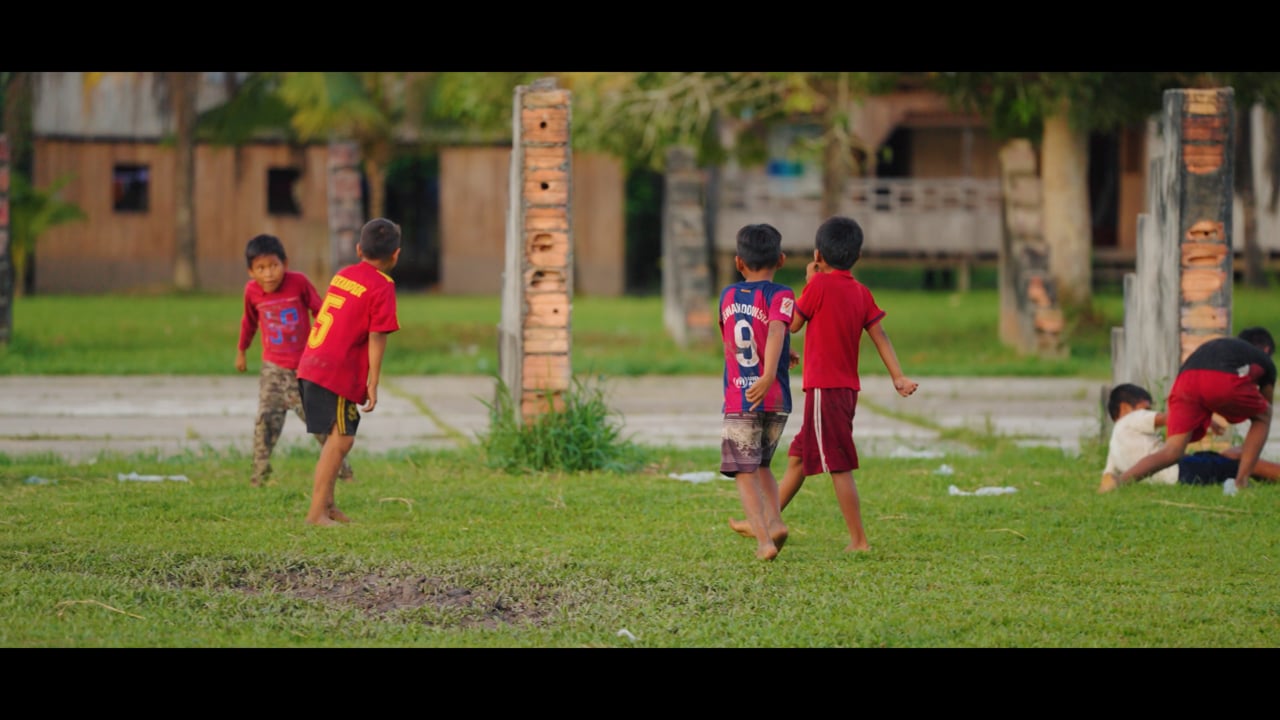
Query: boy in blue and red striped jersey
[[717, 223, 798, 560]]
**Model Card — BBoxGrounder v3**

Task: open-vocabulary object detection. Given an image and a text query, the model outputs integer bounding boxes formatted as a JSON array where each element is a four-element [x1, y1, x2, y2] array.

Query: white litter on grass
[[617, 628, 637, 642], [891, 447, 946, 459], [949, 484, 1018, 496], [24, 476, 55, 485], [1223, 479, 1238, 496], [118, 472, 189, 483], [934, 464, 955, 475], [669, 471, 722, 484]]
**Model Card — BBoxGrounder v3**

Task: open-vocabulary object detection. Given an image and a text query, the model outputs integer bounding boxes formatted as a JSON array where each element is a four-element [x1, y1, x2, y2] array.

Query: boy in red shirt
[[236, 234, 352, 487], [734, 215, 918, 552], [297, 218, 401, 526]]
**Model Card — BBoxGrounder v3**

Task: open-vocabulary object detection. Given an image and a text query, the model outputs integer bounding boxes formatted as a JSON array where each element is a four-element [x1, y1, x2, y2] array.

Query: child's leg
[[735, 471, 780, 560], [730, 449, 807, 537], [306, 431, 355, 526], [758, 465, 788, 549], [777, 453, 806, 513], [830, 470, 869, 552], [290, 378, 354, 483], [252, 365, 290, 486]]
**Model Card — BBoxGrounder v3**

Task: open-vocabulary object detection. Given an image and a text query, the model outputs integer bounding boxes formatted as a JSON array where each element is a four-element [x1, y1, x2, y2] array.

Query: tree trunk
[[1040, 111, 1093, 309], [820, 130, 843, 219], [1236, 103, 1268, 288], [171, 72, 198, 291], [4, 72, 33, 297]]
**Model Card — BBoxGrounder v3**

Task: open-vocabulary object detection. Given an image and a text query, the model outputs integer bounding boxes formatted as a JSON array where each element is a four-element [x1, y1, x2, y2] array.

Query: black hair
[[735, 223, 784, 271], [245, 234, 286, 267], [814, 215, 863, 271], [360, 217, 402, 260], [1107, 382, 1153, 421], [1238, 326, 1275, 355]]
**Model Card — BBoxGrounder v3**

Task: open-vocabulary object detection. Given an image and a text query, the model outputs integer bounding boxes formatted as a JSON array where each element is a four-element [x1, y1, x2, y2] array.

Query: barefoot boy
[[296, 218, 401, 525], [718, 223, 797, 560]]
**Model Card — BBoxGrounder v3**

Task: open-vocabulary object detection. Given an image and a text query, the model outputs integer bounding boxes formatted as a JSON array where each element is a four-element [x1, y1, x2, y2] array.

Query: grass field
[[2, 282, 1279, 648], [0, 286, 1112, 377], [4, 440, 1280, 648]]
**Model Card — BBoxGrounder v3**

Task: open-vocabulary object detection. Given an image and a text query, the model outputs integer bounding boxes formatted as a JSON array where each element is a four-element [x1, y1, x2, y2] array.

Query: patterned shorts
[[720, 411, 789, 478]]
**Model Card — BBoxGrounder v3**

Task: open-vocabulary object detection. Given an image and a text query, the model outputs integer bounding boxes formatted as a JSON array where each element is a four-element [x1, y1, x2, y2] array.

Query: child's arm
[[746, 319, 787, 411], [236, 295, 257, 373], [362, 331, 389, 412], [866, 321, 918, 397]]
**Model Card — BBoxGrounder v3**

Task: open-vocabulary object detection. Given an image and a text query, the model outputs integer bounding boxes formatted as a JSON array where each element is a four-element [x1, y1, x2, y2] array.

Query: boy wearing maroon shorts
[[1104, 327, 1275, 494], [775, 216, 918, 552]]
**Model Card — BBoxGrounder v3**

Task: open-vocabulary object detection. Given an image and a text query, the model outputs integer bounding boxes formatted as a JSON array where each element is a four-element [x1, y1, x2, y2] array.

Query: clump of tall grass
[[479, 376, 647, 474]]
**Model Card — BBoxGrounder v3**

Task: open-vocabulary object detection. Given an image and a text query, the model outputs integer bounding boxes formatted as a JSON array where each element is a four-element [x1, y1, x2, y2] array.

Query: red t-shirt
[[296, 261, 400, 404], [238, 271, 324, 370], [793, 269, 885, 391]]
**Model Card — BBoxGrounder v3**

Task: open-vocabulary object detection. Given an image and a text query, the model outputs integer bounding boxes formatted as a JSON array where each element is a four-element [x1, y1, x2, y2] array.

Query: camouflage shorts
[[252, 360, 352, 485]]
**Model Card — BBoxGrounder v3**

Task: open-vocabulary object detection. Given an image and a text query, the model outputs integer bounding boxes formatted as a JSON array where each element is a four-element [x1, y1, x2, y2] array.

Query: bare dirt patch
[[250, 568, 557, 629]]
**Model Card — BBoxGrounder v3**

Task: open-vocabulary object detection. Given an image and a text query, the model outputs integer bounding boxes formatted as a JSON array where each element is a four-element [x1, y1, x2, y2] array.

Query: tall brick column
[[328, 140, 364, 276], [996, 139, 1066, 357], [0, 134, 10, 345], [1112, 88, 1234, 399], [498, 78, 573, 425], [662, 146, 714, 348]]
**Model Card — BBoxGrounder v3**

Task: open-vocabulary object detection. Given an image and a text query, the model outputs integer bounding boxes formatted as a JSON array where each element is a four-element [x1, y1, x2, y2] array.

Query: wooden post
[[0, 134, 10, 346], [1111, 88, 1234, 398], [498, 78, 573, 426], [662, 146, 714, 348], [996, 139, 1066, 357], [328, 140, 364, 276]]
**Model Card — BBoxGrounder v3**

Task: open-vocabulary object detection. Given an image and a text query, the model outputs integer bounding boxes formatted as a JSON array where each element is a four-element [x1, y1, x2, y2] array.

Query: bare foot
[[844, 542, 870, 552], [756, 541, 779, 561], [1097, 473, 1118, 494], [728, 517, 754, 538], [771, 526, 789, 552], [305, 515, 341, 527], [328, 507, 351, 524], [251, 479, 262, 488]]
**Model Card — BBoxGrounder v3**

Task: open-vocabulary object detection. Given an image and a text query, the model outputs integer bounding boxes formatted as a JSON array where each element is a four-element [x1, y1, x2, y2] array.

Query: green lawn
[[3, 440, 1279, 648], [4, 283, 1276, 379]]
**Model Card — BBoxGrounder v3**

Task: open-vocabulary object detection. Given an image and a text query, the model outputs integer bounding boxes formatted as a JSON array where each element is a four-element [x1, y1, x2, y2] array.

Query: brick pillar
[[662, 146, 714, 348], [328, 140, 364, 276], [997, 139, 1066, 357], [0, 134, 10, 345], [1174, 88, 1234, 362], [1111, 88, 1234, 398], [498, 78, 573, 425]]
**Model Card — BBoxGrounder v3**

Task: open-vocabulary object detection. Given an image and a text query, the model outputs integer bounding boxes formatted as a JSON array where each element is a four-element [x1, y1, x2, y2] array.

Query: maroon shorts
[[1166, 369, 1270, 443], [788, 387, 858, 475]]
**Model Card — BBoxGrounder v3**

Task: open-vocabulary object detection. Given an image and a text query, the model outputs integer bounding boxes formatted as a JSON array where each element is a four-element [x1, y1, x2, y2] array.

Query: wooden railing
[[715, 176, 1004, 260]]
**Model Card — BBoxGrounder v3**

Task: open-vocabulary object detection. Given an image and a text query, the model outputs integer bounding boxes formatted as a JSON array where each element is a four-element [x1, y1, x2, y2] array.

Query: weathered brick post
[[1112, 88, 1235, 398], [0, 134, 10, 345], [997, 138, 1066, 357], [328, 140, 364, 276], [662, 146, 714, 348], [498, 78, 573, 425]]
